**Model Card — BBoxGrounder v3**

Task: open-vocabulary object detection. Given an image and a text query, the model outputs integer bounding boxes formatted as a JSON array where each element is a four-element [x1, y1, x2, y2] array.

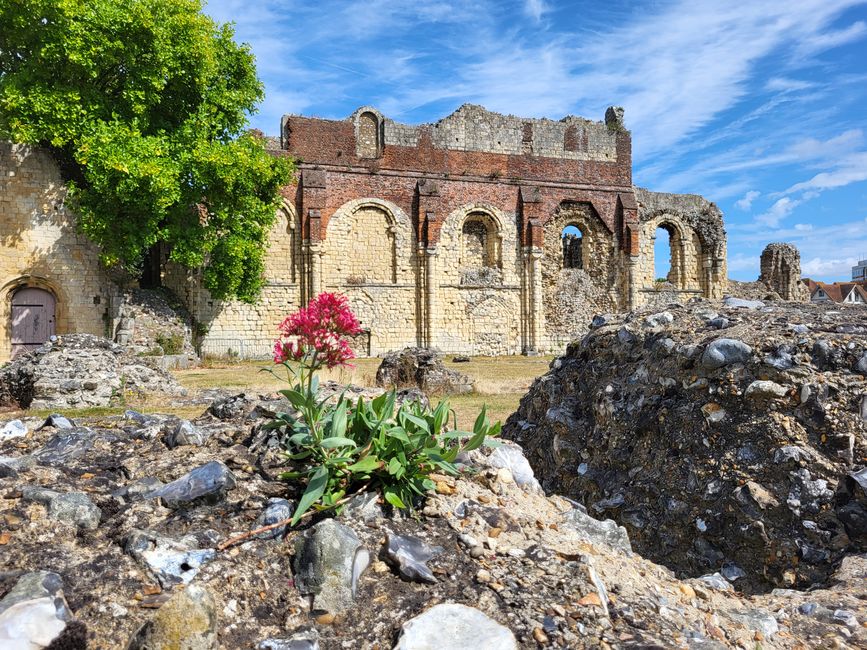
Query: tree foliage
[[0, 0, 294, 301]]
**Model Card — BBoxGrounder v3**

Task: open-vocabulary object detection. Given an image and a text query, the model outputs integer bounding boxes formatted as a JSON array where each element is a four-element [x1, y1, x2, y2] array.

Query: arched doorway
[[11, 287, 56, 357]]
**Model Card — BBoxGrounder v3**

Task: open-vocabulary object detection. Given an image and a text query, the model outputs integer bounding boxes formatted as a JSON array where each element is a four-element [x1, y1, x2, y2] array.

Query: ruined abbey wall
[[0, 105, 729, 360], [0, 143, 119, 361]]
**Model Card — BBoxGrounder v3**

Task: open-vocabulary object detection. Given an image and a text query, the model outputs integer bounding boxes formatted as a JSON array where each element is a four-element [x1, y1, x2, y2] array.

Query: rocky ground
[[0, 385, 863, 648], [0, 334, 185, 410], [1, 299, 865, 649], [505, 298, 867, 599]]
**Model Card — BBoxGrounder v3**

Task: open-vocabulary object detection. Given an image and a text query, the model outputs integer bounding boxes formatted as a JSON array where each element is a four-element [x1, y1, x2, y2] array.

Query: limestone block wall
[[163, 203, 303, 358], [0, 143, 119, 362], [435, 203, 522, 355], [320, 198, 419, 356]]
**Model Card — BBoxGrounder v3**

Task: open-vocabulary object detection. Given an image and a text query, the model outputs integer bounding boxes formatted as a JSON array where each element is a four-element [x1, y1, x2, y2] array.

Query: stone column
[[527, 248, 544, 353], [425, 246, 438, 349], [308, 243, 323, 298], [627, 255, 640, 309]]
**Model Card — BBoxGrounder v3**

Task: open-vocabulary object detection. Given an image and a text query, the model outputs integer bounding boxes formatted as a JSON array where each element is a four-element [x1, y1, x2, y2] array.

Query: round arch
[[1, 275, 67, 359], [323, 198, 413, 286]]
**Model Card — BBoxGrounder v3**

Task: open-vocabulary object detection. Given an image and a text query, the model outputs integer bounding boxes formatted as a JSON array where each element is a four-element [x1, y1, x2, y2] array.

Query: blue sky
[[203, 0, 867, 282]]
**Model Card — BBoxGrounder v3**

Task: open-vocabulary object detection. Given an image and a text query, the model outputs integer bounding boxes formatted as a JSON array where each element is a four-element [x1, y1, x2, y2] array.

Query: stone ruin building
[[0, 105, 728, 360], [759, 242, 808, 301]]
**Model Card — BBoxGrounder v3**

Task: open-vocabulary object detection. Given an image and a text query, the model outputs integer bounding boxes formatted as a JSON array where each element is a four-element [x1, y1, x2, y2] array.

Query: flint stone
[[483, 443, 539, 489], [33, 429, 94, 466], [590, 314, 612, 329], [255, 498, 295, 539], [764, 348, 794, 370], [698, 573, 733, 591], [790, 324, 809, 334], [773, 446, 812, 465], [125, 530, 216, 588], [165, 420, 207, 448], [208, 393, 255, 420], [126, 583, 217, 650], [644, 311, 674, 328], [0, 420, 27, 441], [340, 491, 384, 522], [856, 352, 867, 376], [0, 571, 72, 649], [745, 380, 789, 400], [385, 533, 443, 583], [293, 519, 369, 613], [708, 317, 730, 329], [37, 414, 74, 430], [729, 610, 779, 638], [395, 603, 517, 650], [561, 506, 631, 554], [723, 297, 764, 309], [115, 476, 165, 502], [148, 461, 236, 508], [22, 486, 101, 529], [700, 338, 752, 370], [258, 630, 319, 650]]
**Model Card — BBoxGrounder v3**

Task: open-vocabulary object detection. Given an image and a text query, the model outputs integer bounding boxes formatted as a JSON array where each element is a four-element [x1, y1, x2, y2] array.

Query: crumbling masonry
[[0, 105, 728, 360]]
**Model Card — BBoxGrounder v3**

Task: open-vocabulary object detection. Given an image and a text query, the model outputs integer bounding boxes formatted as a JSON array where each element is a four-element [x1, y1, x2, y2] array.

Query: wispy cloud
[[736, 190, 761, 210], [524, 0, 549, 21]]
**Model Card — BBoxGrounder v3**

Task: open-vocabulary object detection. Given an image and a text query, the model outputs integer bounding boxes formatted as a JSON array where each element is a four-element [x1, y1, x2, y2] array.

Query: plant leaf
[[291, 465, 329, 525], [383, 488, 406, 509], [345, 455, 381, 472], [319, 436, 358, 449]]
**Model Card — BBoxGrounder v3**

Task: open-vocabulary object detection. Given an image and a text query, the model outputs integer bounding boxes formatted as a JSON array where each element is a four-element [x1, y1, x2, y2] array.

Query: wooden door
[[11, 287, 56, 357]]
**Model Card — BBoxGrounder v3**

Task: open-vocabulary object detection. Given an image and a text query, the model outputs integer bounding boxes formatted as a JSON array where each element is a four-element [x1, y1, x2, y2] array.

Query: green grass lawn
[[7, 355, 553, 429]]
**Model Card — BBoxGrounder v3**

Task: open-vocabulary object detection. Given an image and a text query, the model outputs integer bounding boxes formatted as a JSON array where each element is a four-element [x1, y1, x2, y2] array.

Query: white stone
[[394, 603, 517, 650]]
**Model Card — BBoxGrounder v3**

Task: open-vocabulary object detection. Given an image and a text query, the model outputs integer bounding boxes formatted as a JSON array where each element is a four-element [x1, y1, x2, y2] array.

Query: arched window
[[461, 213, 499, 268], [460, 212, 501, 285], [561, 224, 583, 269], [357, 111, 381, 158], [654, 225, 673, 283]]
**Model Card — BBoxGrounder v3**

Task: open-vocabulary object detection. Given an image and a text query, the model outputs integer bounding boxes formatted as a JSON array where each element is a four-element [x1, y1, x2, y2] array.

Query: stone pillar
[[527, 248, 544, 353], [425, 246, 438, 349], [627, 255, 640, 308], [308, 243, 323, 298]]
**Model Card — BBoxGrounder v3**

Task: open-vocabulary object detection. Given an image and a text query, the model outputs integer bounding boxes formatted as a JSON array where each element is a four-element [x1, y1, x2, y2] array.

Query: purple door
[[11, 287, 56, 357]]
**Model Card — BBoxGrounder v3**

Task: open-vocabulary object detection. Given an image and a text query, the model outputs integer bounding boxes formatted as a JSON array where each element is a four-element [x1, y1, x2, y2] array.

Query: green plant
[[268, 385, 500, 523], [268, 293, 500, 524], [155, 332, 184, 355]]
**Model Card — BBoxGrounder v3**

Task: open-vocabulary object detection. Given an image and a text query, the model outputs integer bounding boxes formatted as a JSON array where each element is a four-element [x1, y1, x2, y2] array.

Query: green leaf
[[387, 457, 403, 476], [345, 455, 381, 473], [291, 465, 329, 525], [473, 405, 488, 434], [319, 436, 357, 449], [383, 489, 406, 509], [279, 388, 308, 410], [328, 401, 348, 439], [385, 427, 411, 445]]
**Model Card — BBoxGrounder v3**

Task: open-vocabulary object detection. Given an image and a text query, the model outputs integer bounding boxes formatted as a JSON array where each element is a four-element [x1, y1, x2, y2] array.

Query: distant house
[[852, 259, 867, 282], [805, 279, 867, 305]]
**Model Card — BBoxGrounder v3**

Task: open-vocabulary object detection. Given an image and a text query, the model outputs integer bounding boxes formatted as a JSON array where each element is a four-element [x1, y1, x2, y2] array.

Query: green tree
[[0, 0, 294, 301]]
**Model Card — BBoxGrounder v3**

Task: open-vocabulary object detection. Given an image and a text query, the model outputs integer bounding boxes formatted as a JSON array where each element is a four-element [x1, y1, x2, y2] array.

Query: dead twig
[[217, 483, 371, 551]]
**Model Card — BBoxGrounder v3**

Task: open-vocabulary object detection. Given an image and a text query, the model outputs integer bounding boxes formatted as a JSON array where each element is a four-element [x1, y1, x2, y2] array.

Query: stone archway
[[10, 286, 56, 357]]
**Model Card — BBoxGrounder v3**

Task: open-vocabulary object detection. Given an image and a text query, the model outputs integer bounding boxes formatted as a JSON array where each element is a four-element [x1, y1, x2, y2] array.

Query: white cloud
[[524, 0, 549, 21], [755, 196, 802, 226], [736, 190, 760, 210], [784, 151, 867, 194], [794, 223, 813, 231], [801, 256, 859, 277], [765, 77, 815, 92]]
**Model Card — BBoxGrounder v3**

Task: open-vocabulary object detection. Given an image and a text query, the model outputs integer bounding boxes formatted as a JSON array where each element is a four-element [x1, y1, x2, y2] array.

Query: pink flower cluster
[[273, 293, 362, 368]]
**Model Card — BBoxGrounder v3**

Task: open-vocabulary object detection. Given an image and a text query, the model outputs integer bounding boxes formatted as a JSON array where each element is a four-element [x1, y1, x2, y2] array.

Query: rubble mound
[[116, 288, 195, 356], [0, 334, 186, 409], [376, 347, 474, 394], [0, 400, 864, 648], [504, 299, 867, 594]]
